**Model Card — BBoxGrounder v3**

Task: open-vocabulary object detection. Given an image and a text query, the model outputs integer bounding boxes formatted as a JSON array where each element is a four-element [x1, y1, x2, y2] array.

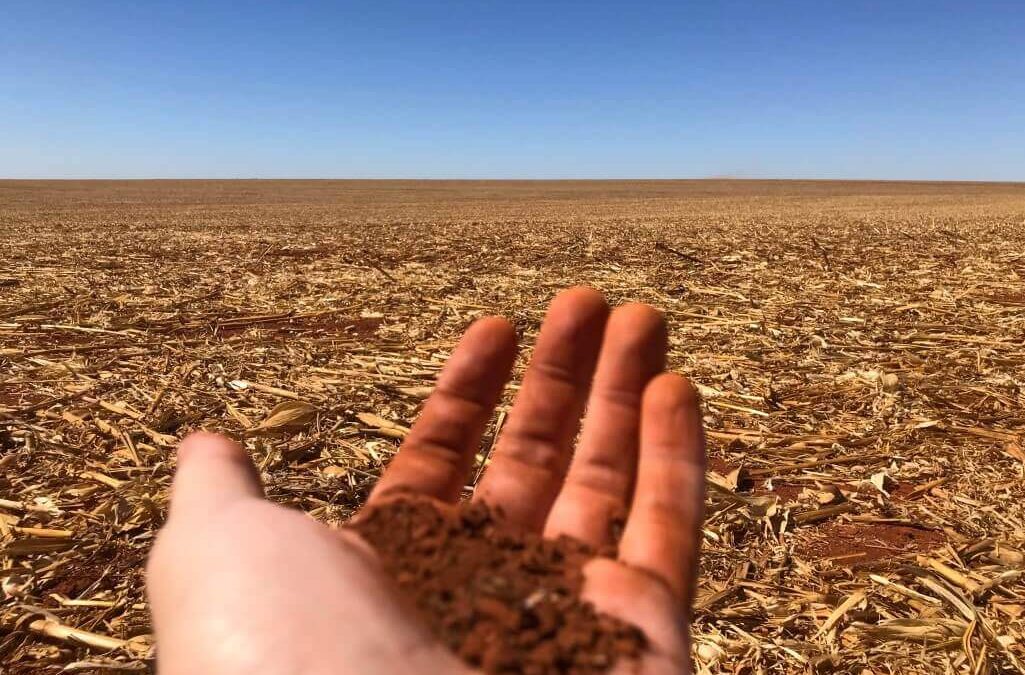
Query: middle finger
[[474, 287, 608, 531]]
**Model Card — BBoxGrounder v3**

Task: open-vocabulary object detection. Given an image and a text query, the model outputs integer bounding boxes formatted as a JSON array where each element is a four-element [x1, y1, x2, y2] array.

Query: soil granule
[[349, 496, 646, 674]]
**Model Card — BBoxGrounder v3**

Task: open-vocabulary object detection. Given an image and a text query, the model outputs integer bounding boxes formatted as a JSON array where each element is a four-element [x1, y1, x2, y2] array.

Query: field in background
[[2, 180, 1024, 673]]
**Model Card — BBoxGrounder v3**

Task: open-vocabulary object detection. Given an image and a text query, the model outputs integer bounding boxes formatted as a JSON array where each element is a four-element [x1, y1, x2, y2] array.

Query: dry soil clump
[[350, 496, 646, 674]]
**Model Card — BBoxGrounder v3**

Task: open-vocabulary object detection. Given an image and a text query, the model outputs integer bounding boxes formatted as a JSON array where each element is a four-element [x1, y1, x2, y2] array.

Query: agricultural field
[[1, 179, 1025, 673]]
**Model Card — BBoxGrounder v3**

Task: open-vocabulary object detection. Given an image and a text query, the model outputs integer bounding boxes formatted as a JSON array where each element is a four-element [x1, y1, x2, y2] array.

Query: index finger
[[371, 317, 517, 504]]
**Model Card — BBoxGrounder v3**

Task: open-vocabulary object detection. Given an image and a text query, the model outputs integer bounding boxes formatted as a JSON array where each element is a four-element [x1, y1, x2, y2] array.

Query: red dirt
[[708, 457, 804, 502], [350, 496, 645, 674], [887, 478, 941, 501], [796, 521, 945, 564], [0, 387, 48, 409], [755, 481, 805, 503], [45, 541, 146, 599]]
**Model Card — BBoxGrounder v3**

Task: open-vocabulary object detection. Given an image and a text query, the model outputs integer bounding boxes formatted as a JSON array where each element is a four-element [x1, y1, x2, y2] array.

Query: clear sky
[[2, 1, 1023, 180]]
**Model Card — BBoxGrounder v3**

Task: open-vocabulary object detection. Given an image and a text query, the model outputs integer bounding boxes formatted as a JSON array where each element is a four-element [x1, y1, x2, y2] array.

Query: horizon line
[[2, 176, 1024, 185]]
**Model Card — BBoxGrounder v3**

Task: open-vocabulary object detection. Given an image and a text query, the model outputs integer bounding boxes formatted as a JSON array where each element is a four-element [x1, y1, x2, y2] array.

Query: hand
[[147, 287, 706, 674]]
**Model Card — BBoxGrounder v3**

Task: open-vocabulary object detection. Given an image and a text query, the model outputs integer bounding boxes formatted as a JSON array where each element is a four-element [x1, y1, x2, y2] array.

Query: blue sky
[[2, 1, 1023, 179]]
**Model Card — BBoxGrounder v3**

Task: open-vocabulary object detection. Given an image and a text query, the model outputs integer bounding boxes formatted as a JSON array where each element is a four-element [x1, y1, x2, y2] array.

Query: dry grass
[[1, 179, 1024, 673]]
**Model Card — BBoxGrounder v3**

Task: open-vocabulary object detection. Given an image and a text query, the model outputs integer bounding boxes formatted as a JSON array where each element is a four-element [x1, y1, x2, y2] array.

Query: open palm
[[148, 287, 706, 674]]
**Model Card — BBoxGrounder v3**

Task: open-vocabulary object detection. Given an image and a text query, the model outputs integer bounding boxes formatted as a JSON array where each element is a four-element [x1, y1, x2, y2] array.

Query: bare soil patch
[[796, 521, 946, 564]]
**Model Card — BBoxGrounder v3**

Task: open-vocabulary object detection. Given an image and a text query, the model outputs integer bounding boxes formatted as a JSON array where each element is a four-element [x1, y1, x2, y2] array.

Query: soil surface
[[796, 521, 946, 564], [350, 496, 646, 674], [5, 180, 1025, 673]]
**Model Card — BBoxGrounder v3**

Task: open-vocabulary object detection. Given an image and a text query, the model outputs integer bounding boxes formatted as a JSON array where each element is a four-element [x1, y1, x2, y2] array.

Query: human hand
[[147, 287, 706, 674]]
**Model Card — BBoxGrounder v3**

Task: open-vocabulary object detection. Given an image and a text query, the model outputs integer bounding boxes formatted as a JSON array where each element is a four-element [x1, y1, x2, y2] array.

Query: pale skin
[[147, 287, 706, 674]]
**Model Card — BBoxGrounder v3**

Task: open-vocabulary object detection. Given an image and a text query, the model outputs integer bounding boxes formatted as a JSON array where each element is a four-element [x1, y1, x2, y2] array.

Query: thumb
[[169, 432, 264, 521]]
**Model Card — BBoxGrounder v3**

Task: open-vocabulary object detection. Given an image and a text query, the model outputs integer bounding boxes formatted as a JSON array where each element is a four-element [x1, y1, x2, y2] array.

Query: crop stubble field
[[1, 179, 1024, 673]]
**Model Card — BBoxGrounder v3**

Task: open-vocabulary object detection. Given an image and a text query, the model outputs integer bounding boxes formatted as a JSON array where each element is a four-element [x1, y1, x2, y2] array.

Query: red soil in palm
[[349, 496, 646, 674]]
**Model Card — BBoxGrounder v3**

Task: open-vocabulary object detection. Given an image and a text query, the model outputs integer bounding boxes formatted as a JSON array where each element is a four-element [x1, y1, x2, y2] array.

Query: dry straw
[[1, 179, 1024, 673]]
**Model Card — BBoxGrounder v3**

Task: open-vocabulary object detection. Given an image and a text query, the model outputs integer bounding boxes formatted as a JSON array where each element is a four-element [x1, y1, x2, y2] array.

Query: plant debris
[[1, 180, 1024, 673]]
